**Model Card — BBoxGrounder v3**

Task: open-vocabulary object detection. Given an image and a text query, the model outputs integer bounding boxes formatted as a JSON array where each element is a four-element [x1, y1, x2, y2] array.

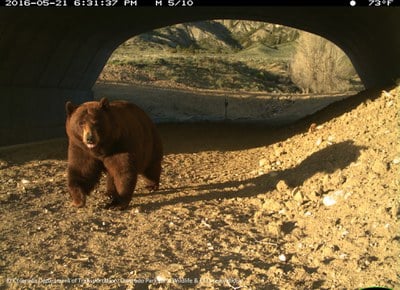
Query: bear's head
[[65, 97, 112, 151]]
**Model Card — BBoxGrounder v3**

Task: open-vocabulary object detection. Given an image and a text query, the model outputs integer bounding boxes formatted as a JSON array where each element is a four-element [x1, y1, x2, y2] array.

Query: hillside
[[99, 21, 300, 93], [130, 20, 299, 52], [99, 20, 361, 94]]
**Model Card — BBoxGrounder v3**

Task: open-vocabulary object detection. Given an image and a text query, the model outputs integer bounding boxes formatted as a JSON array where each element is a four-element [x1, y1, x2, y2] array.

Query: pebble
[[21, 179, 30, 184], [278, 254, 287, 262], [293, 188, 303, 203], [201, 219, 211, 228], [276, 180, 289, 192], [392, 158, 400, 164], [371, 160, 388, 175], [278, 209, 286, 215], [382, 90, 393, 98], [308, 123, 317, 133], [168, 263, 184, 272], [155, 271, 170, 283], [323, 190, 345, 206], [262, 199, 282, 212], [316, 138, 323, 146], [259, 158, 268, 167], [386, 100, 393, 107], [274, 147, 285, 157], [323, 195, 337, 206]]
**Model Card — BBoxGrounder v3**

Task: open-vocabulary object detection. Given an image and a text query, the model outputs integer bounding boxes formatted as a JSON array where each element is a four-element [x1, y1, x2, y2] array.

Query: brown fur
[[65, 97, 163, 210]]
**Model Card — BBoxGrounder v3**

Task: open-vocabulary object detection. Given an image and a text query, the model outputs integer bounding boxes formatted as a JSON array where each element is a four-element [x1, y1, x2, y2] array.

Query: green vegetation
[[99, 20, 362, 93], [101, 42, 299, 93]]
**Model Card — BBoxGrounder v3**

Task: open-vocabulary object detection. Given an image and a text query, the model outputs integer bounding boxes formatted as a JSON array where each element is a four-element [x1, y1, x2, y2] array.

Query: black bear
[[65, 97, 163, 210]]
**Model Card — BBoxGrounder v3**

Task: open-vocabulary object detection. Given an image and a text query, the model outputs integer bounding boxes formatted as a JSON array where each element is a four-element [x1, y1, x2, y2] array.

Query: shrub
[[290, 31, 356, 93]]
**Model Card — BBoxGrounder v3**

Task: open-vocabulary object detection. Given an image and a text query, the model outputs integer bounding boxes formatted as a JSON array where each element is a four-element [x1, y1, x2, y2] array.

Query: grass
[[99, 20, 365, 94], [101, 42, 300, 93]]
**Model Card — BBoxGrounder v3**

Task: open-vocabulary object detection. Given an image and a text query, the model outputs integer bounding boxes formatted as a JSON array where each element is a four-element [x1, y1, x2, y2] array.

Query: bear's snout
[[85, 133, 95, 144], [82, 126, 99, 149]]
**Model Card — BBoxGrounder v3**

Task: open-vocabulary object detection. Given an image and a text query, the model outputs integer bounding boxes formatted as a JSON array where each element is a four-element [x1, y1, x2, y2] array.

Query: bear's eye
[[78, 121, 85, 127]]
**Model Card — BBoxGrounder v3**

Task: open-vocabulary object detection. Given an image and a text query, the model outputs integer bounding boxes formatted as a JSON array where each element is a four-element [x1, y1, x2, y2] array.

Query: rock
[[293, 191, 303, 203], [274, 147, 286, 157], [21, 179, 30, 184], [323, 195, 337, 206], [278, 254, 287, 262], [262, 198, 282, 212], [168, 263, 184, 273], [267, 222, 282, 236], [371, 160, 388, 175], [155, 270, 171, 283], [322, 190, 344, 207], [308, 123, 317, 133], [382, 90, 393, 98], [276, 180, 289, 192], [316, 138, 323, 147], [259, 158, 268, 167], [197, 272, 215, 287]]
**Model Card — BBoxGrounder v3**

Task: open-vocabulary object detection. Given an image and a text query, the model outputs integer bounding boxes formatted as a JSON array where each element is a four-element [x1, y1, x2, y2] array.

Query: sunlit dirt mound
[[0, 87, 399, 289]]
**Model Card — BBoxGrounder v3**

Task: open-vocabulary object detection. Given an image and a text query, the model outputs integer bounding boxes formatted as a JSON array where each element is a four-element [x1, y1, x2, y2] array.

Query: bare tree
[[290, 31, 356, 94]]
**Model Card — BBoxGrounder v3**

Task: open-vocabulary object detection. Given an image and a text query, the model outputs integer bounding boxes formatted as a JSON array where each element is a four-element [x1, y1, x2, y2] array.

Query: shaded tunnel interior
[[0, 7, 399, 146]]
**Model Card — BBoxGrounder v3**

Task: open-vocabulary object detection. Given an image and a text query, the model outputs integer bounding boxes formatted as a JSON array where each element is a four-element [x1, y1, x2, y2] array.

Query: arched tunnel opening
[[91, 19, 369, 154], [0, 8, 399, 289], [94, 19, 365, 127]]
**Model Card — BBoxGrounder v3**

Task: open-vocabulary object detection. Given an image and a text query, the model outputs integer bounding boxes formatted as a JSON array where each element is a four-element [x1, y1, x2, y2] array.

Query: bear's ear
[[66, 101, 77, 117], [99, 97, 110, 111]]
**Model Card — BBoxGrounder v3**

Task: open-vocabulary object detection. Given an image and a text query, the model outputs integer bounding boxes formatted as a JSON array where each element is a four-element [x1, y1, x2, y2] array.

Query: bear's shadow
[[138, 140, 365, 211]]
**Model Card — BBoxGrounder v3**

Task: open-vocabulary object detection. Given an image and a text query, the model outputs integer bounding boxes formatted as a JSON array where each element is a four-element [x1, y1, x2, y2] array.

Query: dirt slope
[[0, 86, 399, 289]]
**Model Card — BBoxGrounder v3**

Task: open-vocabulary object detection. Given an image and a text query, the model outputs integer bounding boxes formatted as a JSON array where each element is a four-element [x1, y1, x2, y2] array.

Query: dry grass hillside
[[98, 20, 362, 95]]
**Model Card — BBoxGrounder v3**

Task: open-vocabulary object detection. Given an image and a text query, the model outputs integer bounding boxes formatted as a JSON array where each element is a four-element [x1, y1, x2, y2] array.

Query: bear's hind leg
[[143, 158, 162, 192]]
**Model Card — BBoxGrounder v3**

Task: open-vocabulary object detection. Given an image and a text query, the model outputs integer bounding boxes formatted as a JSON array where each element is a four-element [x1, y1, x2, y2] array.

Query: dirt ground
[[0, 86, 399, 289]]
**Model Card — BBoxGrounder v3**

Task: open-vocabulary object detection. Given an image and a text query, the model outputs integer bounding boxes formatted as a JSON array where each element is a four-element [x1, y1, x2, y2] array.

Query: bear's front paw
[[71, 198, 86, 208], [104, 199, 130, 210], [69, 190, 86, 208]]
